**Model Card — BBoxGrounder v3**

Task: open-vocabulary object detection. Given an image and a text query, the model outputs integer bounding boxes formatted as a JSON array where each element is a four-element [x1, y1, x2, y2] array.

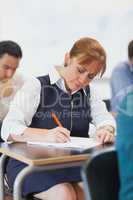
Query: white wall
[[0, 0, 133, 98]]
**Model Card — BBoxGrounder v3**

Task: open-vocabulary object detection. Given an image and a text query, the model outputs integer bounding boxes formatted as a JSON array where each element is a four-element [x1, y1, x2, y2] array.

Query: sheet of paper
[[27, 137, 100, 150]]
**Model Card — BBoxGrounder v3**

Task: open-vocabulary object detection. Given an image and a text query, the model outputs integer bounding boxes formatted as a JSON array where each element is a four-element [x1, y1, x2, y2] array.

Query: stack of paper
[[27, 137, 100, 150]]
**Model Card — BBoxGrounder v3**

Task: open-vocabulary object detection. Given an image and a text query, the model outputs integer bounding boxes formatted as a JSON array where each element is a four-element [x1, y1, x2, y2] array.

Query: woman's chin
[[71, 86, 81, 93]]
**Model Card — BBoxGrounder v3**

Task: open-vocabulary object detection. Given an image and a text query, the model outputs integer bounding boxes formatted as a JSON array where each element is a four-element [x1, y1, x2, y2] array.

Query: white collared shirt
[[1, 67, 116, 141]]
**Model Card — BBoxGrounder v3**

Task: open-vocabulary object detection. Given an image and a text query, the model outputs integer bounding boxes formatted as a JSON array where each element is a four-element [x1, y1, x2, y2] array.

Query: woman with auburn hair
[[2, 37, 116, 200]]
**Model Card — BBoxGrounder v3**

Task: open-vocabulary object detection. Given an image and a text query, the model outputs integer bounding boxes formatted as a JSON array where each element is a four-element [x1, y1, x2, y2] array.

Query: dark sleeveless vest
[[29, 75, 91, 138]]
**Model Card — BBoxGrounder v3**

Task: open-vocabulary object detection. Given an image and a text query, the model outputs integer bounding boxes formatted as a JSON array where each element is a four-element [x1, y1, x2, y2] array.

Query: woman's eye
[[88, 75, 94, 80], [78, 68, 84, 73]]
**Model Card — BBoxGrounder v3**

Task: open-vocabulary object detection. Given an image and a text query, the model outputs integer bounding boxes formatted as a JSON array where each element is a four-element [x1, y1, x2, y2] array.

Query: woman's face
[[63, 56, 102, 92]]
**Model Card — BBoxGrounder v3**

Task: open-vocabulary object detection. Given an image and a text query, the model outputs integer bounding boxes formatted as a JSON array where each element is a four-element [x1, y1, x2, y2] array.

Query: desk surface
[[0, 142, 113, 166]]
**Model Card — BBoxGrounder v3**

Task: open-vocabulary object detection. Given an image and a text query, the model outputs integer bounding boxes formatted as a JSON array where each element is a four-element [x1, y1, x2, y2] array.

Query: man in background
[[0, 40, 25, 140], [110, 40, 133, 112]]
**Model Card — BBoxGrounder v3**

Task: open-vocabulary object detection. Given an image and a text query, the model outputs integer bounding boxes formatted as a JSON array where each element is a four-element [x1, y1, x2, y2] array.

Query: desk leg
[[0, 154, 9, 200], [13, 165, 35, 200]]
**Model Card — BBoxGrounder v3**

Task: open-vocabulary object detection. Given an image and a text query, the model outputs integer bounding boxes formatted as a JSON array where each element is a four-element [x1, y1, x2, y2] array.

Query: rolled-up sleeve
[[90, 85, 116, 129], [1, 77, 41, 142]]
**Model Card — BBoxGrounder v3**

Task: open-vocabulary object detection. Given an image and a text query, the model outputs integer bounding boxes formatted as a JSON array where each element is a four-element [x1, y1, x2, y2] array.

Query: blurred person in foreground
[[116, 88, 133, 200]]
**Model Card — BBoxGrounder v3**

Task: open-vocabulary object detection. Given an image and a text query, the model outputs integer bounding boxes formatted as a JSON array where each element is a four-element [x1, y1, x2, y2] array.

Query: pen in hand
[[51, 112, 62, 127], [51, 112, 71, 141]]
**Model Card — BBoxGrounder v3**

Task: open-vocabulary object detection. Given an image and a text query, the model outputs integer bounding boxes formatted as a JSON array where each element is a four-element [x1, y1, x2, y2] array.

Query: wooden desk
[[0, 142, 114, 200]]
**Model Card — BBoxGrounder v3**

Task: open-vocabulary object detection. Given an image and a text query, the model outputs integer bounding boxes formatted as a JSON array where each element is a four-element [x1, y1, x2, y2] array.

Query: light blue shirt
[[110, 61, 133, 112]]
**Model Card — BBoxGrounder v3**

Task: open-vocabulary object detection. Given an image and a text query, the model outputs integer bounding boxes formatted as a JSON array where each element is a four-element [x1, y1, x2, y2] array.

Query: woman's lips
[[75, 82, 81, 88]]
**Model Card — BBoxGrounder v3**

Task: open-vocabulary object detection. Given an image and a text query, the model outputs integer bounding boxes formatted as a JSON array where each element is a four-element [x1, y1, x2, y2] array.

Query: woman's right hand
[[45, 127, 71, 143], [10, 127, 70, 143]]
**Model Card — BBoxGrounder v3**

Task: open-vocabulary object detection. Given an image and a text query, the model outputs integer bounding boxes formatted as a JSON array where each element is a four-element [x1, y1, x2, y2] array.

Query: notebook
[[27, 137, 100, 150]]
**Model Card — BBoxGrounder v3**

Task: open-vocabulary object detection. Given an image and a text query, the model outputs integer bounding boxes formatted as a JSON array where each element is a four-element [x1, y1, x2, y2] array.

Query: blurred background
[[0, 0, 133, 99]]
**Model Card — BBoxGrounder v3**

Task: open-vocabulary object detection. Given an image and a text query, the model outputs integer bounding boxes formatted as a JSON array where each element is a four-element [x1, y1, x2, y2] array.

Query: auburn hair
[[69, 37, 106, 76]]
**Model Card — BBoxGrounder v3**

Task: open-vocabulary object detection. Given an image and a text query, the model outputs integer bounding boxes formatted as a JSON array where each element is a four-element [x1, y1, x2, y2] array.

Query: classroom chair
[[81, 148, 120, 200]]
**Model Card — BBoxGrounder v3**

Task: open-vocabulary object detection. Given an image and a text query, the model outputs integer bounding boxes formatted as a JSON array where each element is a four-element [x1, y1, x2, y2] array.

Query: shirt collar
[[48, 66, 88, 96], [48, 66, 61, 84]]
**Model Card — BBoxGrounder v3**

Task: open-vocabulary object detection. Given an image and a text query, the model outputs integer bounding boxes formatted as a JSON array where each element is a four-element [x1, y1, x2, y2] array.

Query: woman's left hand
[[96, 125, 115, 144]]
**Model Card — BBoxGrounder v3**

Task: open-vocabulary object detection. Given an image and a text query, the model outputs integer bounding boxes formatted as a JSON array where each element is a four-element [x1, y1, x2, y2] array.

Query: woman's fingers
[[56, 132, 69, 143], [47, 127, 70, 143], [104, 133, 114, 143], [96, 131, 106, 144], [96, 129, 115, 144], [56, 127, 70, 141]]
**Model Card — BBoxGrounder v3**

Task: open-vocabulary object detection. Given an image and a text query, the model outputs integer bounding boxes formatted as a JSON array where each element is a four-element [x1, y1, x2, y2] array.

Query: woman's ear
[[64, 53, 70, 67]]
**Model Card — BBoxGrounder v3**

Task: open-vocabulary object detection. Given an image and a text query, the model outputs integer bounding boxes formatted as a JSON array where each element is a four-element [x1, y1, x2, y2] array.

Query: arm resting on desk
[[10, 127, 70, 143], [10, 127, 49, 142]]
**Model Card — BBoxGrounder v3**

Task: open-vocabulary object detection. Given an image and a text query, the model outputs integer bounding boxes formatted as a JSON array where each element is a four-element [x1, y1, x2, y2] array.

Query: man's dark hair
[[128, 40, 133, 59], [0, 40, 22, 58]]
